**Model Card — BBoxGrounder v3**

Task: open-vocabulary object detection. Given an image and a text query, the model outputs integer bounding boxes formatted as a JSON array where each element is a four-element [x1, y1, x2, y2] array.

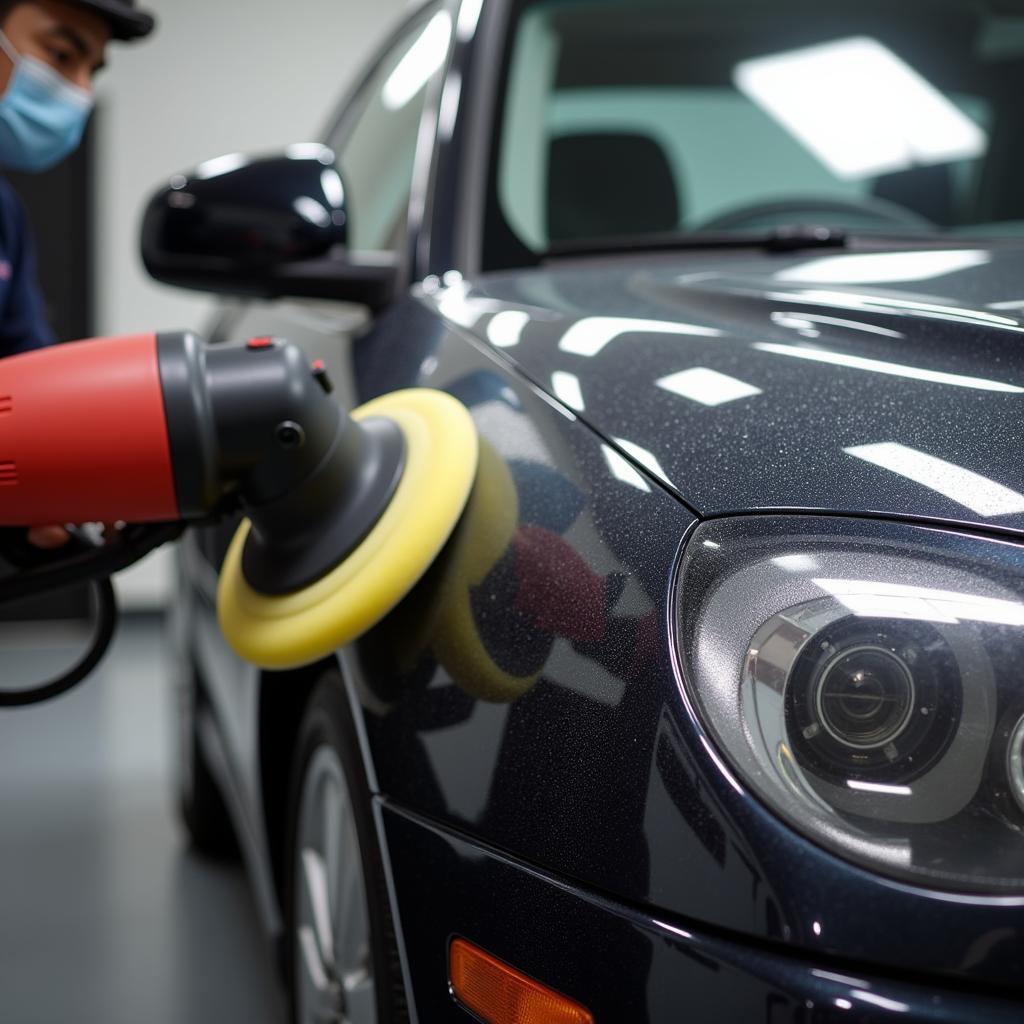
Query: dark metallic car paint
[[440, 247, 1024, 535], [342, 299, 1024, 994], [380, 803, 1024, 1022]]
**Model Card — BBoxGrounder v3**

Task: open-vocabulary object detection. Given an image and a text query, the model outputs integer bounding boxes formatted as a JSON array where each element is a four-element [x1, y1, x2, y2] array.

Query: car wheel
[[178, 667, 239, 859], [285, 675, 406, 1024]]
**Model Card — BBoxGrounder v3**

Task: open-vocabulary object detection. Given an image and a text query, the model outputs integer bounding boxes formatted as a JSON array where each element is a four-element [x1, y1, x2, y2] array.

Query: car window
[[488, 0, 1024, 265], [328, 4, 452, 252]]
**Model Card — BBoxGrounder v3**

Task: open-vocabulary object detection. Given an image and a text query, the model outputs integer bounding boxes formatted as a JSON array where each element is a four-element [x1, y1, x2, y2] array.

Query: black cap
[[73, 0, 156, 40]]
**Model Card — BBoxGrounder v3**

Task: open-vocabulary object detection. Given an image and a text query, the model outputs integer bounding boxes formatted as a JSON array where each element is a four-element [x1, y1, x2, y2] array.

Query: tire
[[284, 674, 406, 1024], [177, 667, 240, 860]]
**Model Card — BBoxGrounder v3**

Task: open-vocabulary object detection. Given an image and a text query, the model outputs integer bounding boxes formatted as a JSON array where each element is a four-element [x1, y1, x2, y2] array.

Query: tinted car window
[[489, 0, 1024, 264], [329, 5, 451, 251]]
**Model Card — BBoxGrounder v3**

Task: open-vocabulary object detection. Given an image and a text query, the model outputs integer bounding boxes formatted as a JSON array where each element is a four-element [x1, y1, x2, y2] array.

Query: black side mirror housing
[[140, 145, 397, 309]]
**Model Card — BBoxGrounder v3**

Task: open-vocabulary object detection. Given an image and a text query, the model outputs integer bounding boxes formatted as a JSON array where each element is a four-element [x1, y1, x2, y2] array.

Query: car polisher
[[0, 331, 478, 692]]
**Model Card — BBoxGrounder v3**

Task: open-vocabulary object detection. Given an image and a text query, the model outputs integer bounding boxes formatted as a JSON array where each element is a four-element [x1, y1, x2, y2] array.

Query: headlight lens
[[676, 515, 1024, 892]]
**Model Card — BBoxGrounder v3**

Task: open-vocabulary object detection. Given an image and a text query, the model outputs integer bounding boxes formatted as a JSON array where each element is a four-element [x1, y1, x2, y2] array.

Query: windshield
[[485, 0, 1024, 267]]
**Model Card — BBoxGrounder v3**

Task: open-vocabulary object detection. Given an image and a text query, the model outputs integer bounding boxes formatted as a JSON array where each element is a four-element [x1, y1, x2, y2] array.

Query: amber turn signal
[[449, 937, 594, 1024]]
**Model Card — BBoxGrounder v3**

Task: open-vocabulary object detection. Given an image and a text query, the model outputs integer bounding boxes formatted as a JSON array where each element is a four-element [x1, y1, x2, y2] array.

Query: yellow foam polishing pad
[[429, 439, 540, 703], [217, 388, 478, 670]]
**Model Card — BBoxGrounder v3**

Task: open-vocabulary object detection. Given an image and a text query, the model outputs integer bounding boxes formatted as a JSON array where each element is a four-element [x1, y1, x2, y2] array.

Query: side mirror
[[140, 144, 397, 309]]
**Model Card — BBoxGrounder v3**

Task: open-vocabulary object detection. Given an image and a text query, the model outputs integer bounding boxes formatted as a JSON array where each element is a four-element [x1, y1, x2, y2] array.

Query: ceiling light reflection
[[812, 578, 1024, 626], [770, 311, 904, 339], [559, 317, 721, 357], [656, 366, 762, 406], [766, 288, 1024, 333], [293, 197, 330, 227], [776, 250, 990, 285], [851, 991, 910, 1014], [614, 438, 670, 486], [755, 342, 1023, 393], [486, 310, 530, 347], [551, 371, 584, 411], [602, 445, 650, 492], [845, 442, 1024, 517], [194, 152, 246, 180], [735, 37, 986, 179], [847, 780, 913, 796], [320, 168, 344, 209], [382, 11, 452, 111]]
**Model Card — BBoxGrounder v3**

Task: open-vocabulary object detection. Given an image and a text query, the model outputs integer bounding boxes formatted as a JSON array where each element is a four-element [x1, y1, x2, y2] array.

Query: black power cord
[[0, 577, 116, 707], [0, 523, 184, 707]]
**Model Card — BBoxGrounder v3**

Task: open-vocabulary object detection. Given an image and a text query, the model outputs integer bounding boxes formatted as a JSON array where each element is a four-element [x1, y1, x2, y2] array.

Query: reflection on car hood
[[430, 245, 1024, 534]]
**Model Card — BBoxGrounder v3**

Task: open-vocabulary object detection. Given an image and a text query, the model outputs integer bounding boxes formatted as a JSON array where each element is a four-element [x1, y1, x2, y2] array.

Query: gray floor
[[0, 615, 287, 1024]]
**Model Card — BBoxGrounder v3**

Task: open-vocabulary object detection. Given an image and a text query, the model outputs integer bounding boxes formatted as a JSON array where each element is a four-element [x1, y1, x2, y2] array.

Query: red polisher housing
[[0, 334, 179, 525]]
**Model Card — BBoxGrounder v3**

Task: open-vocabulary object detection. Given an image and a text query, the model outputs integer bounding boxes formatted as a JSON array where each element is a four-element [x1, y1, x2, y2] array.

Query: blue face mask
[[0, 30, 93, 172]]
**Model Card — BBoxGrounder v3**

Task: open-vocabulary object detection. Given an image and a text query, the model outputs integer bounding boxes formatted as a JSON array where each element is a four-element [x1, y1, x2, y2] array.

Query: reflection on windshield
[[490, 1, 1024, 265], [734, 37, 987, 180]]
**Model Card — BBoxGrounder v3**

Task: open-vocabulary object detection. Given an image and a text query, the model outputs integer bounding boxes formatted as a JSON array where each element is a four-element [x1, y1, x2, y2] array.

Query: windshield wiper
[[545, 224, 851, 259]]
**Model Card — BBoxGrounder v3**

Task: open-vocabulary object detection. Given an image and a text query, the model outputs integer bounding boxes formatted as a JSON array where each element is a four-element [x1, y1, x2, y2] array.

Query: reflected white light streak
[[812, 578, 1024, 626], [845, 442, 1024, 517], [320, 168, 344, 208], [699, 734, 745, 795], [456, 0, 484, 40], [614, 437, 671, 485], [559, 317, 721, 357], [851, 991, 910, 1014], [437, 70, 462, 141], [551, 371, 584, 411], [486, 310, 530, 347], [773, 554, 819, 572], [811, 969, 869, 989], [293, 197, 330, 227], [834, 998, 853, 1011], [602, 444, 650, 492], [194, 152, 245, 179], [436, 288, 504, 329], [285, 142, 333, 164], [735, 37, 986, 179], [770, 311, 903, 339], [847, 780, 913, 796], [812, 921, 822, 936], [382, 11, 452, 110], [656, 366, 762, 406], [653, 920, 693, 941], [754, 342, 1023, 393], [988, 299, 1024, 311], [765, 288, 1024, 333], [776, 250, 990, 285]]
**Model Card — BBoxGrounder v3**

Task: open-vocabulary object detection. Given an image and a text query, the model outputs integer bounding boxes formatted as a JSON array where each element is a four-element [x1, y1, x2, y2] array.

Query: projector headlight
[[677, 515, 1024, 892]]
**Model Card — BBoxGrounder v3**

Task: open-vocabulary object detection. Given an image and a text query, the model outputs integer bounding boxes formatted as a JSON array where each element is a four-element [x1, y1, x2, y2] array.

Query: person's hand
[[26, 523, 120, 550], [27, 525, 70, 549]]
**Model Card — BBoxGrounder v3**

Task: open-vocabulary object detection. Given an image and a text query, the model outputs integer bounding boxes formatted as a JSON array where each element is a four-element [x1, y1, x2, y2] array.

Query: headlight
[[676, 515, 1024, 892]]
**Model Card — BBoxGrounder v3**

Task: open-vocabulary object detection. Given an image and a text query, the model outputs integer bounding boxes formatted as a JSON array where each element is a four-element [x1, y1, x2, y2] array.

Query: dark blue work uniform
[[0, 177, 55, 356]]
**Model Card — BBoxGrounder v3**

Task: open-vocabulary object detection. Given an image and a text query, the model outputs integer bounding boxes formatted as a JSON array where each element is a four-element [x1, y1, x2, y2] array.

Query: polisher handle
[[0, 334, 180, 525]]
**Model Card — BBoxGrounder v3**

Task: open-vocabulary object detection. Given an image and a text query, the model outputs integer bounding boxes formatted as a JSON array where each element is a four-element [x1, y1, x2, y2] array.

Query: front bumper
[[378, 802, 1022, 1022]]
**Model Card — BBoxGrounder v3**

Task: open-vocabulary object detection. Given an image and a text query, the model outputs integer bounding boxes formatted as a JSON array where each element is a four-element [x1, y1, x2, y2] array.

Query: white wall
[[95, 0, 410, 607]]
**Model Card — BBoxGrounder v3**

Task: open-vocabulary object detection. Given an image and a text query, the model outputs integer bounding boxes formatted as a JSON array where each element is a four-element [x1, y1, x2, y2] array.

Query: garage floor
[[0, 615, 286, 1024]]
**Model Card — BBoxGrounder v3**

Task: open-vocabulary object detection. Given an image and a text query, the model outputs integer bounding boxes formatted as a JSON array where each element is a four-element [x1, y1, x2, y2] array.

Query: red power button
[[247, 336, 275, 350]]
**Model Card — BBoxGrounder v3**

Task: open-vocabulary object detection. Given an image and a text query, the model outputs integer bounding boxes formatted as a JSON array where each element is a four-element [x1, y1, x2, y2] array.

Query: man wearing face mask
[[0, 0, 154, 358]]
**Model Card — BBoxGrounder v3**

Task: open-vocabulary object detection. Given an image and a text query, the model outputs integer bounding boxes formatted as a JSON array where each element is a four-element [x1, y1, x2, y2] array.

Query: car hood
[[430, 245, 1024, 535]]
